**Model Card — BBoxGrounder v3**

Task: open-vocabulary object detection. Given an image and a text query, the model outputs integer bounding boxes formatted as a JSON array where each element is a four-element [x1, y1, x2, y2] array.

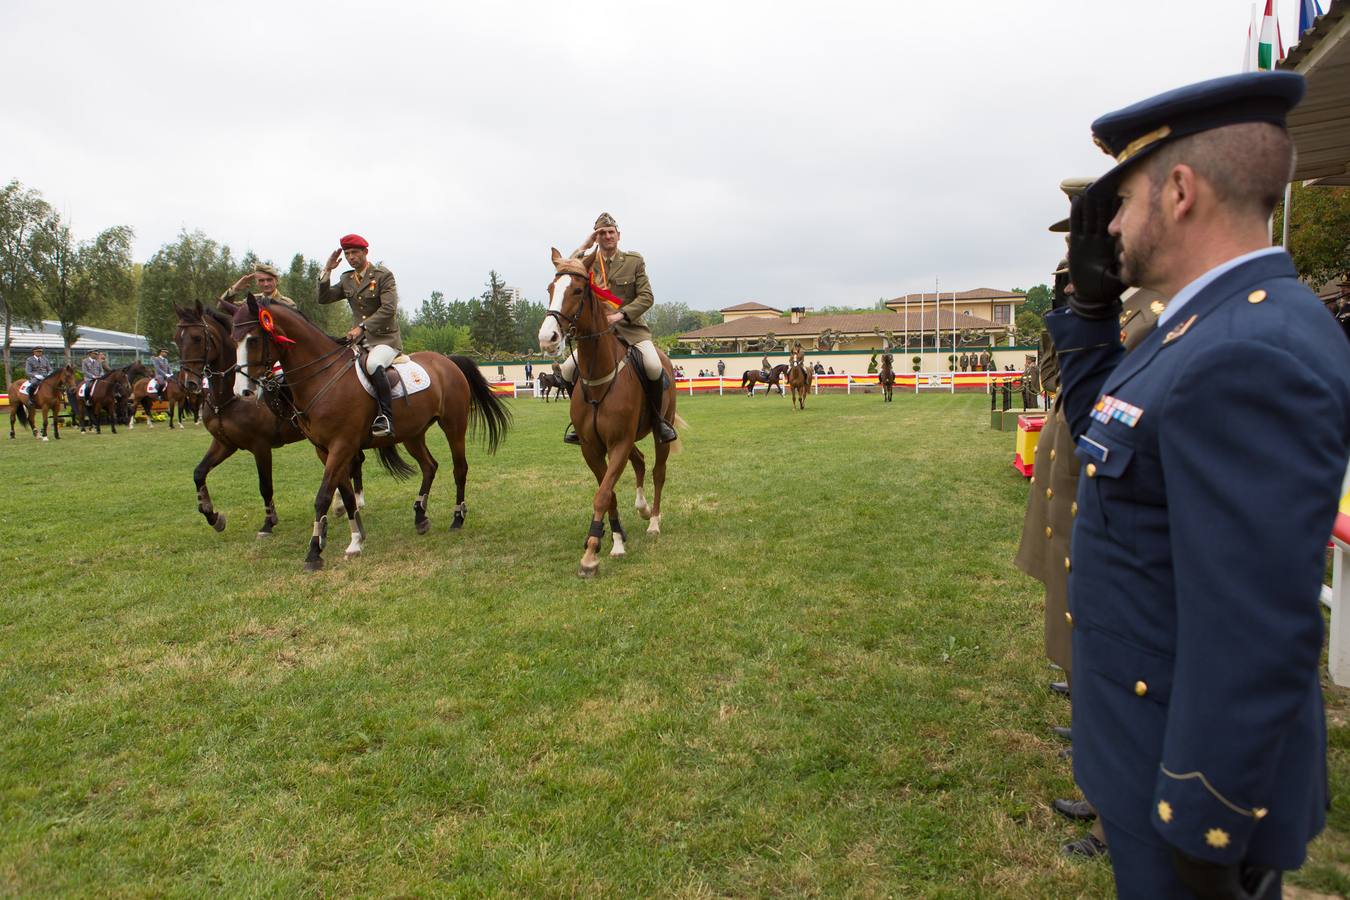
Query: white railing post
[[1328, 535, 1349, 687]]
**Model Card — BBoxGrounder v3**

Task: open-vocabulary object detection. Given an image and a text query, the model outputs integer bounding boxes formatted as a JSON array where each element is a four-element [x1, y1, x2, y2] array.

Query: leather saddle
[[357, 349, 406, 393]]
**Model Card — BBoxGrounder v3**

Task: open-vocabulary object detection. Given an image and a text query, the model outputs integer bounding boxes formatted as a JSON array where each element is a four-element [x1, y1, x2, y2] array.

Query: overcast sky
[[4, 0, 1310, 313]]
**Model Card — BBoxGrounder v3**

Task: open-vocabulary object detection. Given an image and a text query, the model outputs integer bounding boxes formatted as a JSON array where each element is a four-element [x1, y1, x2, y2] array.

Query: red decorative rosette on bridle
[[257, 306, 296, 344]]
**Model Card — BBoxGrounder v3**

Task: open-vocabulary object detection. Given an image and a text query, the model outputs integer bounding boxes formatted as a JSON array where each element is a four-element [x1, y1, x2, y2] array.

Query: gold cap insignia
[[1150, 300, 1166, 316], [1205, 828, 1231, 849], [1157, 801, 1173, 823]]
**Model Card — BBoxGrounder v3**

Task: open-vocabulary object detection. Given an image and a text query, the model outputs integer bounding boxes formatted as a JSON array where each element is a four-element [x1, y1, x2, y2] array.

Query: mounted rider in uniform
[[318, 234, 401, 439], [221, 262, 298, 309], [151, 349, 173, 395], [24, 346, 52, 398], [80, 349, 105, 397], [557, 213, 677, 445]]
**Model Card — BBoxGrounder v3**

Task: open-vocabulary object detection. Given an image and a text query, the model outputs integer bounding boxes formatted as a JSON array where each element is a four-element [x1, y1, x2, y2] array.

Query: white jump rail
[[1325, 510, 1350, 687]]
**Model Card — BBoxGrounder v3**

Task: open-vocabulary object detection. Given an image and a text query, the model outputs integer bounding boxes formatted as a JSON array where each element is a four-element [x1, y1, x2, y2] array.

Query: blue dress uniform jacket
[[1047, 251, 1350, 871]]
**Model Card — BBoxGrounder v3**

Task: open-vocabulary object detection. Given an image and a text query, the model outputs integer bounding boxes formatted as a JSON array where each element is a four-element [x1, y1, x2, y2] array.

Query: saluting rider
[[222, 262, 298, 309], [318, 234, 400, 439], [557, 213, 677, 445]]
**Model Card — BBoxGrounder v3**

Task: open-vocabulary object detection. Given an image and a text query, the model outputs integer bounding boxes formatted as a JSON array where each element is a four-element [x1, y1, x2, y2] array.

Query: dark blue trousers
[[1101, 818, 1281, 900]]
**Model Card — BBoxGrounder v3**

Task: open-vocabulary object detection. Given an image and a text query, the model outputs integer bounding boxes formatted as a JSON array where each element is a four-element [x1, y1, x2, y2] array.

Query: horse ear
[[218, 297, 239, 315], [194, 299, 204, 317], [246, 294, 259, 315], [551, 247, 562, 265]]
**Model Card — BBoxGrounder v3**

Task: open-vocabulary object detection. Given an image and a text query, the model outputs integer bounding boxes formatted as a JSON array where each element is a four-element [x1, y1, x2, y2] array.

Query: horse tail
[[15, 400, 29, 427], [376, 445, 416, 481], [448, 355, 512, 454]]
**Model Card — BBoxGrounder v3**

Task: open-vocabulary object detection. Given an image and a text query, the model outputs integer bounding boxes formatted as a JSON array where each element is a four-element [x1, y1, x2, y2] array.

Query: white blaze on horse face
[[233, 336, 253, 397], [538, 277, 566, 353]]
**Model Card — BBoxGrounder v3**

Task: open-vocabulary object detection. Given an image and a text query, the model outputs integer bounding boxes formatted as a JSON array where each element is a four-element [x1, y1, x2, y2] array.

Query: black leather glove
[[1067, 193, 1126, 320], [1171, 851, 1277, 900], [1052, 270, 1070, 310]]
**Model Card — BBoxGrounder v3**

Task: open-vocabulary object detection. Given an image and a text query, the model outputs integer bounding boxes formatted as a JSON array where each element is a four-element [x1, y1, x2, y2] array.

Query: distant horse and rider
[[787, 358, 812, 410], [75, 366, 134, 434], [539, 248, 682, 578], [741, 364, 788, 396], [230, 297, 510, 570], [7, 365, 78, 440], [129, 371, 199, 429], [878, 352, 895, 402], [538, 371, 570, 402]]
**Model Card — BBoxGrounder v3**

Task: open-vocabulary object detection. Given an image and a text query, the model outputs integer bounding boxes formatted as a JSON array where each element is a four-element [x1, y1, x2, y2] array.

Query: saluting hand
[[1067, 193, 1126, 320], [324, 250, 342, 274], [230, 272, 258, 293]]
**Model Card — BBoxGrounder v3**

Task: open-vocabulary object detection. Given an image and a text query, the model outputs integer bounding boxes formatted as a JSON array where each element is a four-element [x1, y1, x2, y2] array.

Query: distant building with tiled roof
[[678, 290, 1026, 353]]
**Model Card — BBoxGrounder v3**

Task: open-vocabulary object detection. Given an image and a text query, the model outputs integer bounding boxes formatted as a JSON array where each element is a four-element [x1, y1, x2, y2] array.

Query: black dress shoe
[[1052, 798, 1097, 821], [1050, 681, 1070, 697], [1052, 726, 1072, 741], [1061, 833, 1108, 858]]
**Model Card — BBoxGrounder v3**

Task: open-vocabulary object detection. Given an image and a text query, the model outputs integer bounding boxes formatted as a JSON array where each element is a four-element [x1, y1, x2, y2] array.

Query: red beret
[[339, 234, 369, 250]]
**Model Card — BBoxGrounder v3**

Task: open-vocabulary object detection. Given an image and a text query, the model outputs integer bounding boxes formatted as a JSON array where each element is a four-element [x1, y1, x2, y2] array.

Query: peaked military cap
[[1049, 177, 1095, 232], [1087, 71, 1305, 198], [594, 212, 617, 229]]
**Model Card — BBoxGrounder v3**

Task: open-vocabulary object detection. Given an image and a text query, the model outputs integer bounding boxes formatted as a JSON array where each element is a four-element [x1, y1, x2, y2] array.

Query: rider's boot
[[371, 366, 394, 438], [560, 377, 581, 445], [643, 373, 678, 444]]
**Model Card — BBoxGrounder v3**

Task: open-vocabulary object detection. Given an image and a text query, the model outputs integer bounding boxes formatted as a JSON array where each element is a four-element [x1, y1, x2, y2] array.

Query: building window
[[993, 304, 1010, 324]]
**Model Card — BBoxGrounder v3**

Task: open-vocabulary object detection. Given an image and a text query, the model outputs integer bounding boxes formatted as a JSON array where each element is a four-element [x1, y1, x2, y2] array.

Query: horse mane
[[203, 306, 232, 330], [256, 297, 343, 343]]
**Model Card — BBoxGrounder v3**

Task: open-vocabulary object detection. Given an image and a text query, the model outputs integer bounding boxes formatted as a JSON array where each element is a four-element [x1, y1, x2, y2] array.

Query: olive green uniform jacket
[[574, 249, 654, 346], [1015, 288, 1168, 673], [318, 263, 402, 352]]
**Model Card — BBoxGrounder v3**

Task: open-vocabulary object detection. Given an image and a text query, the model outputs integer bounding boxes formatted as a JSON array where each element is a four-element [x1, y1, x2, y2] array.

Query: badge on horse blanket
[[355, 358, 432, 400], [19, 380, 32, 396]]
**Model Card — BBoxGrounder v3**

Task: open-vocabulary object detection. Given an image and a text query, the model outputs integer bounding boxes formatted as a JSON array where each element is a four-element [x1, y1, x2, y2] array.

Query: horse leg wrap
[[314, 514, 328, 549], [609, 516, 626, 541], [413, 494, 428, 519], [451, 501, 467, 529], [584, 518, 605, 549]]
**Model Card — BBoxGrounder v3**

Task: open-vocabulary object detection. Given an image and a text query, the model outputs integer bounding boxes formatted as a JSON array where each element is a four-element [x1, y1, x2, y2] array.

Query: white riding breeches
[[365, 344, 397, 373], [558, 340, 663, 382]]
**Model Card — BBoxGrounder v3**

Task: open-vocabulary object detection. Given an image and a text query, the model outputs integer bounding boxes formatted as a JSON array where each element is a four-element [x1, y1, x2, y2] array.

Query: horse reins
[[547, 273, 629, 445], [236, 322, 357, 430]]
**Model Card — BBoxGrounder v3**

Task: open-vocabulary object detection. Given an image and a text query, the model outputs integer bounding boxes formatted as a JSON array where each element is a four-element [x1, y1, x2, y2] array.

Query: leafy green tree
[[512, 299, 547, 352], [1011, 283, 1051, 345], [1276, 183, 1350, 287], [0, 181, 56, 379], [404, 322, 473, 356], [36, 222, 135, 363], [139, 230, 240, 349], [416, 290, 451, 327], [471, 270, 515, 354]]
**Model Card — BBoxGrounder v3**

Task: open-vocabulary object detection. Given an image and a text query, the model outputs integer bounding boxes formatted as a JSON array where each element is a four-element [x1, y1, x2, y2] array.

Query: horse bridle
[[545, 271, 631, 444], [232, 318, 356, 428], [176, 320, 238, 414]]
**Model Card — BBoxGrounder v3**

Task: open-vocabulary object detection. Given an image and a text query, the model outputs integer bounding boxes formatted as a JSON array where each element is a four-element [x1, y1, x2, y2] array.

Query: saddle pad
[[79, 382, 92, 398], [355, 358, 432, 400], [19, 380, 31, 396], [146, 381, 161, 394]]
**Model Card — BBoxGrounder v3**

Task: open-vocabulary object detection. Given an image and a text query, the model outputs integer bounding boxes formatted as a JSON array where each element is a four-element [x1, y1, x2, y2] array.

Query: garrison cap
[[339, 233, 369, 250], [253, 263, 281, 278], [1086, 71, 1305, 198], [1048, 177, 1095, 232], [593, 212, 617, 229]]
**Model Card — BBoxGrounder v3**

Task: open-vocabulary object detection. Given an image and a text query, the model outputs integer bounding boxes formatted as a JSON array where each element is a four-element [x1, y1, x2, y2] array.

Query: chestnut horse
[[129, 373, 195, 429], [174, 300, 367, 536], [787, 361, 811, 410], [878, 353, 895, 402], [741, 365, 787, 396], [538, 250, 682, 578], [8, 366, 78, 440], [75, 369, 131, 434], [231, 296, 510, 571]]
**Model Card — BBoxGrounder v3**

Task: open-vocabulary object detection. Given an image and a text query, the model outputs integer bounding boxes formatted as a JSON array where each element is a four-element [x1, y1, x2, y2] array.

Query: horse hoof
[[256, 530, 273, 539], [451, 516, 465, 530], [609, 548, 626, 559], [304, 558, 324, 572], [578, 563, 598, 578], [416, 519, 430, 535], [344, 550, 361, 560], [213, 513, 227, 533], [636, 505, 652, 521], [646, 519, 661, 536], [41, 436, 49, 442]]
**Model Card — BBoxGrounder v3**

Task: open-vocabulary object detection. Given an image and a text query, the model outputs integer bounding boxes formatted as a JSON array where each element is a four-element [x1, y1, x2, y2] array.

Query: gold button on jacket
[[1134, 681, 1148, 697]]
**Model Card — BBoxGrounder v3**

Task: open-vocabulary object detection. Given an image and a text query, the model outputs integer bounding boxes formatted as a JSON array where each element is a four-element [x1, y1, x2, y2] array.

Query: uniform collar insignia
[[1162, 313, 1197, 345]]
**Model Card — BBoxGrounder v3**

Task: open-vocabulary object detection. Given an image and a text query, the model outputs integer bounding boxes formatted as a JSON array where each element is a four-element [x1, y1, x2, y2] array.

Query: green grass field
[[2, 393, 1347, 897]]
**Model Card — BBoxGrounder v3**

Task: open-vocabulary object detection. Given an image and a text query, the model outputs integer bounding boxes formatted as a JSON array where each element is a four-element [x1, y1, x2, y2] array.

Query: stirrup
[[654, 419, 678, 444], [563, 425, 581, 445], [371, 414, 392, 437]]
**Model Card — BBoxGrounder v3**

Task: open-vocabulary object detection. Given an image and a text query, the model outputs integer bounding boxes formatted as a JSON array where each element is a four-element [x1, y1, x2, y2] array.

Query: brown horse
[[538, 371, 570, 402], [787, 361, 811, 410], [231, 296, 510, 571], [741, 365, 787, 396], [537, 250, 682, 578], [174, 300, 367, 537], [75, 369, 131, 434], [8, 366, 78, 440], [129, 373, 195, 429], [879, 353, 895, 402]]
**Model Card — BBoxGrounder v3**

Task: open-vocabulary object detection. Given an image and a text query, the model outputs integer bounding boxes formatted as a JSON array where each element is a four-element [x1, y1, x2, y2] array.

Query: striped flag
[[1244, 1, 1285, 70], [1298, 0, 1324, 38]]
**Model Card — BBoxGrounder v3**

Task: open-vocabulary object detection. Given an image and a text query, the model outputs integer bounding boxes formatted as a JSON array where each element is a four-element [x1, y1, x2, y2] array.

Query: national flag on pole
[[1298, 0, 1323, 38], [1244, 0, 1285, 70]]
